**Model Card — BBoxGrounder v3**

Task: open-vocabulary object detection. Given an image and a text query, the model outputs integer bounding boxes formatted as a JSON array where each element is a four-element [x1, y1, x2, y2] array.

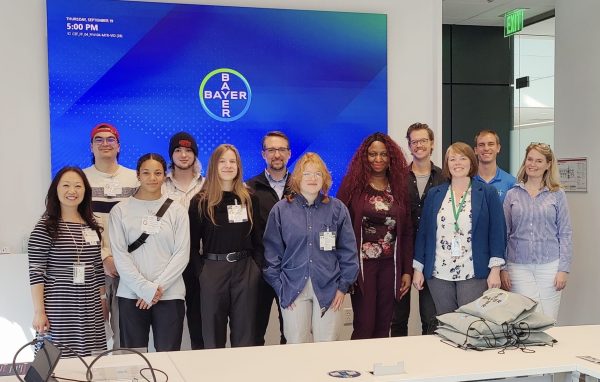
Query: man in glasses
[[163, 131, 205, 350], [391, 122, 445, 337], [474, 130, 516, 202], [246, 131, 292, 345], [83, 123, 138, 349]]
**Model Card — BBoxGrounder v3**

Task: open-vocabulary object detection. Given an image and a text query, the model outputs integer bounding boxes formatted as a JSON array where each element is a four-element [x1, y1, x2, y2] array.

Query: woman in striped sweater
[[28, 166, 107, 357]]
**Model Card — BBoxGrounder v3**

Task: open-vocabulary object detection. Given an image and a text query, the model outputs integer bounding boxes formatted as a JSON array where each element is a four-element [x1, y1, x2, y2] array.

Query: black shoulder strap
[[155, 198, 174, 219], [127, 198, 174, 253]]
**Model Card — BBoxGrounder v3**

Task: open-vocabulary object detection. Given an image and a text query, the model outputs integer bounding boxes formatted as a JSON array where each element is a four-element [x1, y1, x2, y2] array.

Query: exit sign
[[504, 9, 524, 37]]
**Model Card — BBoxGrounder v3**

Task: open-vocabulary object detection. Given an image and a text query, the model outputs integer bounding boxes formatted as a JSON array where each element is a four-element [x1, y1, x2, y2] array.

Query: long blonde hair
[[516, 142, 561, 192], [199, 144, 253, 226]]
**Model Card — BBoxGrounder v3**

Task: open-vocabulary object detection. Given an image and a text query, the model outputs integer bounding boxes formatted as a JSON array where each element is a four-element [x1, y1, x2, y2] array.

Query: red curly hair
[[338, 132, 409, 204]]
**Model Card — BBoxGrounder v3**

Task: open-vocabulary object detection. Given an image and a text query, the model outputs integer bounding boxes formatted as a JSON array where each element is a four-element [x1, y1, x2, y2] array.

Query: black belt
[[204, 251, 249, 262]]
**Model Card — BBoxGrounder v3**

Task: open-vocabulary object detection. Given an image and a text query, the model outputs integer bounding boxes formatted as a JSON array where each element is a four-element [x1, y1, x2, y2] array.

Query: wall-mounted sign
[[558, 157, 588, 192]]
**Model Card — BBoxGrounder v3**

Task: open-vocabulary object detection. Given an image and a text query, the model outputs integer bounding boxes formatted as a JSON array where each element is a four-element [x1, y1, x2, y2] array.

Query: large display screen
[[47, 0, 387, 193]]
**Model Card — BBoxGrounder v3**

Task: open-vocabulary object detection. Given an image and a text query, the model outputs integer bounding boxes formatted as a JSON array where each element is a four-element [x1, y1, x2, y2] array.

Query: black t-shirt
[[189, 190, 264, 269]]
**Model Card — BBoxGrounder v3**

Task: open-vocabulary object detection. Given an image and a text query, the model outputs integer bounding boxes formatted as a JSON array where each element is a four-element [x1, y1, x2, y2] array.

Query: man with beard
[[247, 131, 292, 345], [164, 131, 205, 349], [473, 130, 516, 202], [391, 122, 445, 336], [83, 123, 139, 349]]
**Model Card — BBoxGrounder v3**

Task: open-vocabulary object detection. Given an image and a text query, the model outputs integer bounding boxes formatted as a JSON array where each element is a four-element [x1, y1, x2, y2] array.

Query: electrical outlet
[[0, 247, 10, 254], [343, 308, 353, 326]]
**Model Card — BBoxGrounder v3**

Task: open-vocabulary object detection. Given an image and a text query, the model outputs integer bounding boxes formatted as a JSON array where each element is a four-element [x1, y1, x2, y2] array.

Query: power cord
[[12, 337, 90, 382], [85, 348, 162, 382], [13, 338, 167, 382]]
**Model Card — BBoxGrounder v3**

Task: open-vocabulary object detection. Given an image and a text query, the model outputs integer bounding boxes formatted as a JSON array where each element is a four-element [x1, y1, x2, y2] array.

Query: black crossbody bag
[[127, 198, 174, 253]]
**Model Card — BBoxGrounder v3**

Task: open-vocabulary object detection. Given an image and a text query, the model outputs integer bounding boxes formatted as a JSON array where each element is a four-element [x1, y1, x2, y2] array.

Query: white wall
[[0, 0, 442, 362], [0, 1, 51, 254], [554, 0, 600, 325]]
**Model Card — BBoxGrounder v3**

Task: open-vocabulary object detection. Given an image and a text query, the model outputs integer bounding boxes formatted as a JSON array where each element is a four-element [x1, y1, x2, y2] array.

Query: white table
[[166, 325, 600, 382], [3, 325, 600, 382]]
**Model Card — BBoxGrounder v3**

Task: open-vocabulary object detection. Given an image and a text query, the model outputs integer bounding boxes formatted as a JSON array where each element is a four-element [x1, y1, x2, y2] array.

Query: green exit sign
[[504, 9, 524, 37]]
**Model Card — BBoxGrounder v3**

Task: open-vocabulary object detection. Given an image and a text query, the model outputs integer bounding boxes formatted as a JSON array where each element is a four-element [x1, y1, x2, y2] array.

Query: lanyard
[[450, 180, 471, 234], [63, 220, 83, 263]]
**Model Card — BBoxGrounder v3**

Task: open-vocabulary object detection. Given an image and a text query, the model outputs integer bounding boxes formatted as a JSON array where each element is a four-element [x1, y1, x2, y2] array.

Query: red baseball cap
[[90, 123, 120, 141]]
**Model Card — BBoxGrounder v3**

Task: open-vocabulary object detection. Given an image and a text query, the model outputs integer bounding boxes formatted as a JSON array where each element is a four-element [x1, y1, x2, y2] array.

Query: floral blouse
[[433, 187, 474, 280], [360, 185, 398, 260]]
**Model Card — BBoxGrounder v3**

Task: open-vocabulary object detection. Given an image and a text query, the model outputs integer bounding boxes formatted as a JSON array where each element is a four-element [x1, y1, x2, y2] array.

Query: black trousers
[[390, 280, 437, 336], [255, 277, 286, 345], [200, 257, 260, 349], [182, 263, 204, 349], [118, 298, 185, 351]]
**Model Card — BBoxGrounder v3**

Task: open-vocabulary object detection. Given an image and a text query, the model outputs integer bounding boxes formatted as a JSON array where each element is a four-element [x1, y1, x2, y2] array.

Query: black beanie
[[169, 132, 198, 159]]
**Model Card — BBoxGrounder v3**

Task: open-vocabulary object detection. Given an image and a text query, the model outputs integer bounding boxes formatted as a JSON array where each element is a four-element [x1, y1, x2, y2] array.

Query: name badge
[[227, 204, 248, 223], [141, 216, 161, 234], [451, 236, 462, 258], [73, 263, 86, 284], [104, 181, 122, 197], [319, 231, 336, 251], [83, 228, 100, 245]]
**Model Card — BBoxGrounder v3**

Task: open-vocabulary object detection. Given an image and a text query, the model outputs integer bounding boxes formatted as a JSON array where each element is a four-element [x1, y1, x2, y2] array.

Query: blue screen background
[[47, 0, 387, 194]]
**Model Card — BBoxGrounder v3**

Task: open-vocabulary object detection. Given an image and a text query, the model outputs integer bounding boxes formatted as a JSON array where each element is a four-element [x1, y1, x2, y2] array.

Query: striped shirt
[[503, 183, 573, 272], [28, 219, 106, 356], [83, 165, 138, 260]]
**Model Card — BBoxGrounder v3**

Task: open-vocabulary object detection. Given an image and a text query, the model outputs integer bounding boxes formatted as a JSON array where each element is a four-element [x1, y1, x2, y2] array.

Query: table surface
[[0, 351, 184, 382], [166, 325, 600, 382], [2, 325, 599, 382]]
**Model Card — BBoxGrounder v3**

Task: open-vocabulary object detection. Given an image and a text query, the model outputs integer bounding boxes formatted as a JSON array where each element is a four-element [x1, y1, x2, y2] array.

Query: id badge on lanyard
[[451, 236, 462, 258], [319, 226, 336, 251], [227, 200, 248, 223], [141, 216, 161, 234], [104, 181, 122, 197], [73, 263, 86, 284]]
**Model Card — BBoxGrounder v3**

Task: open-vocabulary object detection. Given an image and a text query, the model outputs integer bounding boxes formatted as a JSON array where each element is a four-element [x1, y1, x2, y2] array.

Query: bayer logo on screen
[[199, 68, 252, 122]]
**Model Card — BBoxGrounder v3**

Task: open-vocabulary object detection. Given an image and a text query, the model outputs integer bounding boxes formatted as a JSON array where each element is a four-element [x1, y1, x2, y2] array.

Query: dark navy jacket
[[414, 179, 506, 279]]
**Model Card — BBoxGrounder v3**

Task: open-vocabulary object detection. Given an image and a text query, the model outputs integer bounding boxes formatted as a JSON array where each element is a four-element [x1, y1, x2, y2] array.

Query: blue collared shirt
[[265, 170, 288, 200], [263, 194, 359, 310], [475, 167, 516, 203], [503, 184, 573, 272]]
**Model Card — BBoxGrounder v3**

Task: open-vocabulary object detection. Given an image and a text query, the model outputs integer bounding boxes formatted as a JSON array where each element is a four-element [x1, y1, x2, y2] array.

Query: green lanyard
[[450, 180, 471, 234]]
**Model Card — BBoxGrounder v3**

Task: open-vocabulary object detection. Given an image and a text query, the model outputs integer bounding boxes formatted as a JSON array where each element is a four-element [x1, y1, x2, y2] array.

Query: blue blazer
[[414, 179, 506, 279]]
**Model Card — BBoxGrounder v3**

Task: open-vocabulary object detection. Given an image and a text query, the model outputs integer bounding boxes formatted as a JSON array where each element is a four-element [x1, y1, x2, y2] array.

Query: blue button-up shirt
[[475, 167, 516, 203], [504, 184, 573, 272], [265, 170, 288, 200], [263, 194, 358, 309]]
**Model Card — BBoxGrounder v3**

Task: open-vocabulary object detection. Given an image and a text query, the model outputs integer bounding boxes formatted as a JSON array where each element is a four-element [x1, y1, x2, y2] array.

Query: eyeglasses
[[410, 138, 430, 147], [302, 171, 323, 179], [93, 136, 118, 145], [263, 147, 290, 155]]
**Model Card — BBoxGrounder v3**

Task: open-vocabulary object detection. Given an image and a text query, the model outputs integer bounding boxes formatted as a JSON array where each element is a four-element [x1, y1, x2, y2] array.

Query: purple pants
[[351, 256, 395, 339]]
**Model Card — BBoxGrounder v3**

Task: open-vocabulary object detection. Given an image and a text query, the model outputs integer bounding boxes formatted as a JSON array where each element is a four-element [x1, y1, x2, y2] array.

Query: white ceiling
[[442, 0, 555, 26]]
